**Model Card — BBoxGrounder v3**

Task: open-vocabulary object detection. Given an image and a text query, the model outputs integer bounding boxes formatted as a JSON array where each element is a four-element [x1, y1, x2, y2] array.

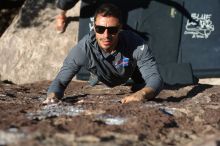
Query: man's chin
[[100, 46, 112, 52]]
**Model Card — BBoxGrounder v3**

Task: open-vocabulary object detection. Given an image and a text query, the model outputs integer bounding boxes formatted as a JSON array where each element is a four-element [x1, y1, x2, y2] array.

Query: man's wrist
[[47, 92, 62, 99], [139, 87, 155, 99]]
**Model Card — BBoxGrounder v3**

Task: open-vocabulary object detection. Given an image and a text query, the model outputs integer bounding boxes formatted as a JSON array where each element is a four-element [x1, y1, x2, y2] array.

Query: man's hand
[[43, 92, 59, 104], [121, 87, 155, 104]]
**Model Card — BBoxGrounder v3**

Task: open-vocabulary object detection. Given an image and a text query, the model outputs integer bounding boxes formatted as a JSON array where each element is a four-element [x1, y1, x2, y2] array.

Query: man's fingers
[[42, 92, 59, 105], [42, 98, 53, 104], [42, 99, 50, 105], [42, 97, 58, 105], [121, 94, 144, 104], [121, 96, 132, 104], [42, 99, 56, 105], [120, 98, 127, 104]]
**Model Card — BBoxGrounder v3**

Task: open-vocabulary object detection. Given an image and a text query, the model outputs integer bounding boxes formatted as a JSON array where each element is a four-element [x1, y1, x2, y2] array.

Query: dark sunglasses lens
[[108, 27, 119, 34], [95, 25, 119, 34], [95, 26, 105, 34]]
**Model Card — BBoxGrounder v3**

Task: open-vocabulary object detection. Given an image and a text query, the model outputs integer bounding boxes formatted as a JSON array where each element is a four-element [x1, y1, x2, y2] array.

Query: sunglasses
[[94, 25, 120, 35]]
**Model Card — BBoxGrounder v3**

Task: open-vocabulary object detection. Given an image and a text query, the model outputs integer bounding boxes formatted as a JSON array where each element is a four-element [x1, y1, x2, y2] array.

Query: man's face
[[94, 14, 121, 53]]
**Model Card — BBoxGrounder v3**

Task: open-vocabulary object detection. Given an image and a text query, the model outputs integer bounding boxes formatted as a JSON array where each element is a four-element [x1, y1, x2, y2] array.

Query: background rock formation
[[0, 0, 80, 84]]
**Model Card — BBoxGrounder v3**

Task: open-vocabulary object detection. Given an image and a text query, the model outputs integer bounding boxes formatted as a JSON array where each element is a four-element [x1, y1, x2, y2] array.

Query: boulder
[[0, 0, 80, 84]]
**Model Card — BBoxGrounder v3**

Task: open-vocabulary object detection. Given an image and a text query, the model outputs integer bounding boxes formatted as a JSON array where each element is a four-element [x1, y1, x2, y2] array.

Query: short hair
[[94, 3, 122, 24]]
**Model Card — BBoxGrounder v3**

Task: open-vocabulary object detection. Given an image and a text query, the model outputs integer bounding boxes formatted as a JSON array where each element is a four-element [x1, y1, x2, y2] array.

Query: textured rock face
[[0, 0, 80, 84], [0, 81, 220, 146]]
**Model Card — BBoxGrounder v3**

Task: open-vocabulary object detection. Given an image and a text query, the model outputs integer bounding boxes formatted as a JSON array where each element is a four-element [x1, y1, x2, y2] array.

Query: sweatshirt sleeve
[[133, 42, 163, 94], [47, 39, 87, 98]]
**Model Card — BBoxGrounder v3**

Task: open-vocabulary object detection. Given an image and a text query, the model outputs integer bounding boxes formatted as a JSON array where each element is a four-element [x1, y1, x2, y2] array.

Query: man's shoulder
[[77, 31, 96, 49], [79, 31, 96, 43]]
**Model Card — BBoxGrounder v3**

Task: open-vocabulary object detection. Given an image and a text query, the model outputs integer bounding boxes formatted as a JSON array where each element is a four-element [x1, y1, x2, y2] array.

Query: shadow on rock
[[152, 84, 213, 103], [16, 0, 79, 29], [62, 16, 80, 33], [17, 0, 56, 28], [62, 94, 87, 103]]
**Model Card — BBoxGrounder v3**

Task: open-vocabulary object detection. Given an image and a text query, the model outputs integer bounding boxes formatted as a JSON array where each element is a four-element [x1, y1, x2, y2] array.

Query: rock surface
[[0, 81, 220, 146], [0, 0, 80, 84]]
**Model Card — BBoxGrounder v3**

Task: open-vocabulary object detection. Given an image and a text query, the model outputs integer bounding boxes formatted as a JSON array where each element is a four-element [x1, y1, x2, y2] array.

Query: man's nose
[[103, 29, 110, 37]]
